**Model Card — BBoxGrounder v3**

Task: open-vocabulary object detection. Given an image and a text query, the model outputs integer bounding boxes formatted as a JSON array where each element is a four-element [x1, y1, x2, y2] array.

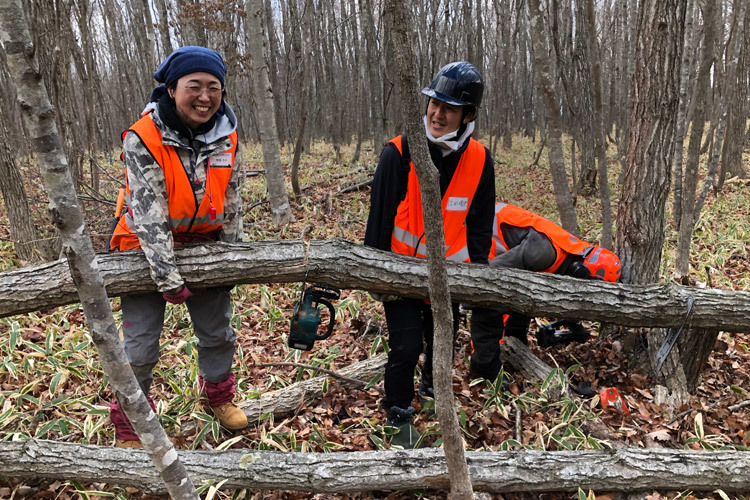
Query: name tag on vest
[[446, 197, 469, 211], [210, 152, 232, 167]]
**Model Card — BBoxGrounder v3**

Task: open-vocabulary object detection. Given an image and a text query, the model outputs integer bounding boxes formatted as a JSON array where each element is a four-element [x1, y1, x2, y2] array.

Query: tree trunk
[[552, 0, 598, 197], [153, 0, 174, 58], [76, 0, 100, 193], [675, 0, 717, 280], [2, 440, 749, 496], [527, 0, 579, 236], [2, 240, 749, 332], [717, 1, 750, 189], [697, 0, 746, 209], [671, 0, 699, 229], [246, 0, 294, 226], [584, 0, 614, 250], [361, 0, 388, 149], [0, 2, 199, 497], [289, 0, 312, 198], [615, 0, 686, 285], [0, 127, 50, 263], [385, 1, 474, 496], [0, 69, 50, 263]]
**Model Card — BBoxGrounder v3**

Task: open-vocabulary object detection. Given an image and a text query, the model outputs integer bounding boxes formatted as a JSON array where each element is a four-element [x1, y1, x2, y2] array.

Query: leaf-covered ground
[[0, 137, 748, 499]]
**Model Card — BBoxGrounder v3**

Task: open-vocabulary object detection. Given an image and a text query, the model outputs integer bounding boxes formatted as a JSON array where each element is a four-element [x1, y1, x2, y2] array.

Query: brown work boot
[[115, 438, 143, 449], [110, 395, 156, 449], [211, 402, 248, 430]]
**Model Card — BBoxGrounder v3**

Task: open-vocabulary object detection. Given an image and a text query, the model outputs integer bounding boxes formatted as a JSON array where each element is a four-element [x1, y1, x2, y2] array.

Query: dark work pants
[[469, 308, 530, 380], [382, 298, 459, 410]]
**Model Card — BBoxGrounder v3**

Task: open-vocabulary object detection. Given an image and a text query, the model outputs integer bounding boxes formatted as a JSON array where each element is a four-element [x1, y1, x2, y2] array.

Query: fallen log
[[1, 239, 749, 332], [2, 440, 748, 495], [241, 353, 386, 421]]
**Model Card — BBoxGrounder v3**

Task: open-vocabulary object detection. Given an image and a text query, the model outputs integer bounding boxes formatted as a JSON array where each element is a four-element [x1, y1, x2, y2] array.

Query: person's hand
[[163, 285, 192, 304]]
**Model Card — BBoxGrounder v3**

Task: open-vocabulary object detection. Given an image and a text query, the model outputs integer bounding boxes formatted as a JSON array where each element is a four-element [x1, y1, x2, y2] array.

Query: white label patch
[[446, 197, 469, 211], [210, 152, 232, 166]]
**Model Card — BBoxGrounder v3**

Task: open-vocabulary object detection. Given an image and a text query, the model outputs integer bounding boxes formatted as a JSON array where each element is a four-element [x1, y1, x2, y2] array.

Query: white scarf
[[423, 116, 475, 157]]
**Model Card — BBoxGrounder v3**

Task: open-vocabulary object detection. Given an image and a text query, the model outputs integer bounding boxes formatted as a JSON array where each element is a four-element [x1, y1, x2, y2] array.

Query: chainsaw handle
[[313, 298, 336, 341]]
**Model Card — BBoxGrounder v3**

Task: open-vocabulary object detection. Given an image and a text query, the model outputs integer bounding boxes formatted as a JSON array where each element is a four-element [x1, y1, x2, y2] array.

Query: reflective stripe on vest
[[389, 135, 485, 263], [489, 202, 593, 273], [109, 114, 237, 251]]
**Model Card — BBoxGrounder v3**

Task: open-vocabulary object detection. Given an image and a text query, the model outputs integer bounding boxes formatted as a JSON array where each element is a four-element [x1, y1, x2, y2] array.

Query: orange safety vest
[[389, 135, 486, 263], [489, 202, 593, 273], [110, 114, 237, 251]]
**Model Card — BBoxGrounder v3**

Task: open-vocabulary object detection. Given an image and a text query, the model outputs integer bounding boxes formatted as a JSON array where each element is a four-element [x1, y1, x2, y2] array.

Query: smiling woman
[[108, 46, 248, 447], [363, 61, 498, 449]]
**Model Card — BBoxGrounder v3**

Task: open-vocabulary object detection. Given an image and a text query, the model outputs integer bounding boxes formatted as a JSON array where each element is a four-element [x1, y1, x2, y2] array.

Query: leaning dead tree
[[2, 440, 749, 496], [1, 240, 748, 334]]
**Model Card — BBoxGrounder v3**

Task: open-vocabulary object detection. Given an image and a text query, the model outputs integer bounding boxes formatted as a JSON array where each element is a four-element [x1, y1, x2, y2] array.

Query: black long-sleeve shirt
[[364, 134, 495, 264]]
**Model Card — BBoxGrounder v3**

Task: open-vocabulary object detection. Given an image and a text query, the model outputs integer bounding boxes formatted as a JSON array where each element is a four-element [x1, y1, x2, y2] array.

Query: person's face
[[169, 72, 222, 129], [426, 98, 469, 137]]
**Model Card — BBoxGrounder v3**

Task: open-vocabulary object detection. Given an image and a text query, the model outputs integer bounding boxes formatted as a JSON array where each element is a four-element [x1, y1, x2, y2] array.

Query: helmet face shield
[[421, 61, 484, 108], [583, 246, 621, 282]]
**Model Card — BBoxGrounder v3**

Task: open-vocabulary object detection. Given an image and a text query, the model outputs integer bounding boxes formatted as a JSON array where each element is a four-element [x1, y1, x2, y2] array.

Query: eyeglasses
[[181, 84, 223, 97]]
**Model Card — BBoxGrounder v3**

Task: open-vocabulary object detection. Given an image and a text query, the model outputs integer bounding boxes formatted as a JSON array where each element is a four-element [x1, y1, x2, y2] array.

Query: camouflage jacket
[[122, 103, 243, 292]]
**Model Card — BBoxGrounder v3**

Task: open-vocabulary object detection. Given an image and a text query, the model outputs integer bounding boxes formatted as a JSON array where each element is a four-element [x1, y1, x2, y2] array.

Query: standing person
[[364, 61, 497, 448], [109, 46, 247, 448], [469, 201, 621, 369]]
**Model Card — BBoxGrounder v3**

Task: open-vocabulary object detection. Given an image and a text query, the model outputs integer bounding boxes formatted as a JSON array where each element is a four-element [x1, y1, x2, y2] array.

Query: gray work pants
[[121, 287, 236, 395]]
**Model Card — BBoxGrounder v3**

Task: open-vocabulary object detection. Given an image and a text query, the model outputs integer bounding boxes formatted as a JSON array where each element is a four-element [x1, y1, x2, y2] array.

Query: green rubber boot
[[386, 406, 421, 449]]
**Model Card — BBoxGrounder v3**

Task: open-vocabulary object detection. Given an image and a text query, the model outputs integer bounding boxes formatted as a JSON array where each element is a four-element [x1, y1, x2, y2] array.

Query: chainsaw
[[288, 283, 341, 351], [536, 319, 590, 347]]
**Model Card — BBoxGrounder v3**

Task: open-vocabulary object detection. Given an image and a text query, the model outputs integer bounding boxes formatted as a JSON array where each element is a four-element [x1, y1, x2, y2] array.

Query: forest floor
[[0, 136, 749, 500]]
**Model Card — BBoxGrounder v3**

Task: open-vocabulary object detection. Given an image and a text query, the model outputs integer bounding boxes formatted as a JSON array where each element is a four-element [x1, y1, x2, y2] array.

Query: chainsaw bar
[[653, 295, 695, 371]]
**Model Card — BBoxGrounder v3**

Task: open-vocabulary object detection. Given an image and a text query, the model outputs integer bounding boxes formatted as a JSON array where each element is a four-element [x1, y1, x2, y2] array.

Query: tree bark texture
[[1, 240, 749, 333], [527, 0, 579, 236], [246, 0, 294, 226], [0, 2, 199, 498], [615, 0, 686, 285], [2, 440, 749, 496], [385, 1, 474, 496]]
